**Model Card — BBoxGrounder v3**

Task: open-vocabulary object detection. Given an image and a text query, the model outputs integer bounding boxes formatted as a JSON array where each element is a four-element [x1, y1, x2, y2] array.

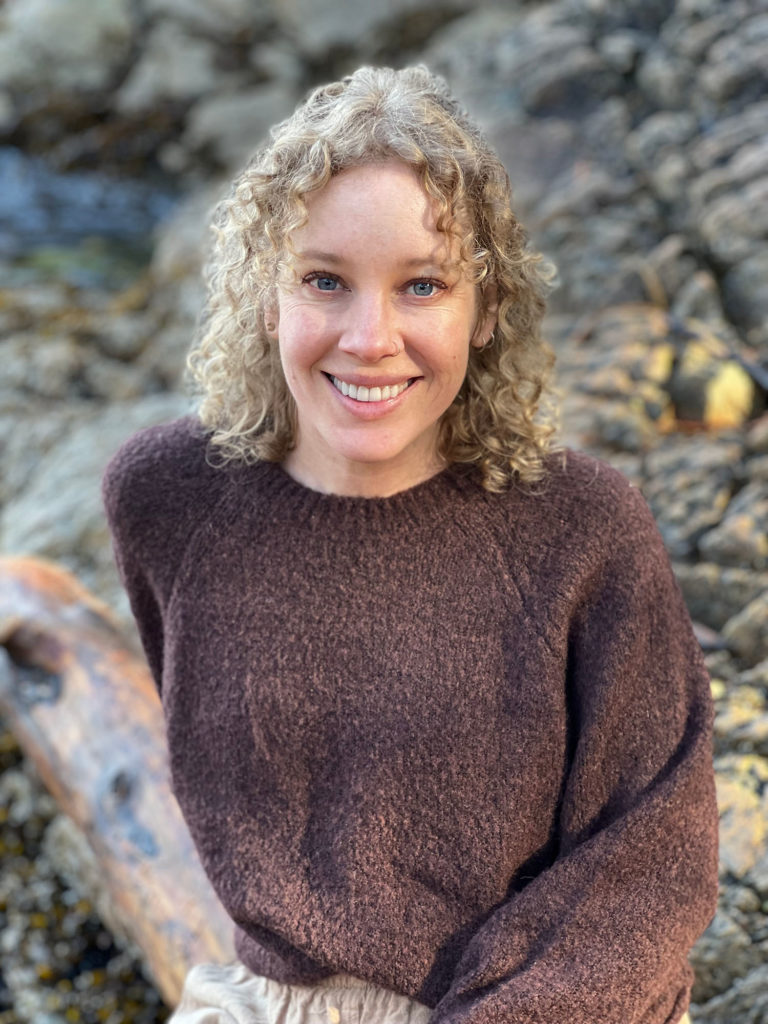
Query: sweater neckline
[[235, 458, 475, 521]]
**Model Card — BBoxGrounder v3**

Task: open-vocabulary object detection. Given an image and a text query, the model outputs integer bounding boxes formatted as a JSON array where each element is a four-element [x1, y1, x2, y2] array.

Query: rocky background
[[0, 0, 767, 1020]]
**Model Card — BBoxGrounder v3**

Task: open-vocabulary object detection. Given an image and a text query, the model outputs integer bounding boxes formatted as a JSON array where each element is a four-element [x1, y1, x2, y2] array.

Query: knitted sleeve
[[429, 481, 719, 1024], [101, 416, 222, 695]]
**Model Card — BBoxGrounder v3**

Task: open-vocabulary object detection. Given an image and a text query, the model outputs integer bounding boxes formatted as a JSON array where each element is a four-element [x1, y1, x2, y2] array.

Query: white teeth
[[330, 376, 410, 402]]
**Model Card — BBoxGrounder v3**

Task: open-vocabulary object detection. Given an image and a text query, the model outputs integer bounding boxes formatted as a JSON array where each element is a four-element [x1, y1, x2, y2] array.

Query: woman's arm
[[430, 483, 719, 1024], [101, 415, 224, 695]]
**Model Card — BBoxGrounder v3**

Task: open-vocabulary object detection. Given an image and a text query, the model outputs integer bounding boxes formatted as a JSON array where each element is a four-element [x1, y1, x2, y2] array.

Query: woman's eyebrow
[[296, 249, 456, 271], [295, 249, 343, 264]]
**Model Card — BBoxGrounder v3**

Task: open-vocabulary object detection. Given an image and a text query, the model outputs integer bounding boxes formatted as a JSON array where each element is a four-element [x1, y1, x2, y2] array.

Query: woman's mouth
[[326, 374, 416, 403]]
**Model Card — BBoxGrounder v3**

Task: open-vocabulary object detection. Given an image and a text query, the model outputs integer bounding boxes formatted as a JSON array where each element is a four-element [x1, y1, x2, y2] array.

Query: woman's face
[[273, 160, 495, 497]]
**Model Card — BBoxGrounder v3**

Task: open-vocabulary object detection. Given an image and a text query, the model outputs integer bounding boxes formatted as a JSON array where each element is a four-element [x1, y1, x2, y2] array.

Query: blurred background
[[0, 0, 767, 1020]]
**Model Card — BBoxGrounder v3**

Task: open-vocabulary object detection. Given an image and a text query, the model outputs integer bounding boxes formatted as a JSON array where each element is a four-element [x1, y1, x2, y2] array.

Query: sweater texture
[[102, 415, 718, 1024]]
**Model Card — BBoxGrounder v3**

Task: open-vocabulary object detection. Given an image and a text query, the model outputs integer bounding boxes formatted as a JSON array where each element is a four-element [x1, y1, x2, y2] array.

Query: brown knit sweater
[[102, 415, 718, 1024]]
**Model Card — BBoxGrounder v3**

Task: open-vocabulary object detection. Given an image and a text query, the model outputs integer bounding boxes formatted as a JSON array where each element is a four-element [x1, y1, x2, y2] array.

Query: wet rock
[[0, 148, 177, 255], [723, 590, 768, 667]]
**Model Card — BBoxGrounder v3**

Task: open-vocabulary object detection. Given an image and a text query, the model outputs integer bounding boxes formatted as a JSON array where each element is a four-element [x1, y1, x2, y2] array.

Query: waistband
[[312, 973, 373, 991]]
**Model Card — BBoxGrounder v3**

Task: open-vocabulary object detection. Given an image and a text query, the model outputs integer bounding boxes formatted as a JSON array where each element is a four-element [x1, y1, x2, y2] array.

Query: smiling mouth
[[325, 374, 416, 403]]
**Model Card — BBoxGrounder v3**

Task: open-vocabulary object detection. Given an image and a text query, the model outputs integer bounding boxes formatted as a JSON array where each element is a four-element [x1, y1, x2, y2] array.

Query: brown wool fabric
[[102, 416, 718, 1024]]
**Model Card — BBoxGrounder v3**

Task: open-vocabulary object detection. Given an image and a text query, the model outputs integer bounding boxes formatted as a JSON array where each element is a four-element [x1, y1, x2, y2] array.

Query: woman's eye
[[306, 274, 340, 291], [407, 280, 441, 297]]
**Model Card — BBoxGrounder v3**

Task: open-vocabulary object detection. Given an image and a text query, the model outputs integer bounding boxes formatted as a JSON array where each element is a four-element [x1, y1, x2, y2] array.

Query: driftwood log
[[0, 556, 235, 1006]]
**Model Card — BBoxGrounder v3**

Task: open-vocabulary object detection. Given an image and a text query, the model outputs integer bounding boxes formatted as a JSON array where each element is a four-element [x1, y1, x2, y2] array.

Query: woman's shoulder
[[494, 447, 661, 555], [104, 414, 209, 478], [102, 414, 224, 528]]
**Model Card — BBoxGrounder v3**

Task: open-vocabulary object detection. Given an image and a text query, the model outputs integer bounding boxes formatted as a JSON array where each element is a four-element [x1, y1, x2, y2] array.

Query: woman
[[103, 66, 718, 1024]]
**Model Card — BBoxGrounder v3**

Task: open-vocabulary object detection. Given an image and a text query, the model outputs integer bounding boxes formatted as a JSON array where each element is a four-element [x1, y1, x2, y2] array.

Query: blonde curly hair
[[187, 64, 557, 491]]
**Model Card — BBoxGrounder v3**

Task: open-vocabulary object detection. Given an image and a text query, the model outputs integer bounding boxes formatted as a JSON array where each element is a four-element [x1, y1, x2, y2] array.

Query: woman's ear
[[264, 302, 279, 339], [471, 286, 498, 349]]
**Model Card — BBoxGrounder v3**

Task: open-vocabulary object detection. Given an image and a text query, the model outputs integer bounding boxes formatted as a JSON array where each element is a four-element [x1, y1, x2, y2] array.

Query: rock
[[179, 84, 298, 170], [698, 177, 768, 269], [692, 963, 768, 1023], [723, 590, 768, 667], [642, 436, 741, 560], [625, 111, 698, 171], [704, 649, 741, 686], [714, 684, 768, 757], [715, 753, 768, 879], [699, 9, 768, 105], [249, 40, 305, 87], [89, 311, 156, 362], [0, 334, 85, 401], [740, 658, 768, 690], [271, 0, 470, 58], [689, 100, 768, 174], [670, 269, 728, 325], [668, 340, 756, 429], [562, 0, 670, 35], [420, 7, 527, 118], [150, 183, 224, 288], [115, 23, 230, 112], [721, 249, 768, 346], [690, 903, 766, 1004], [674, 563, 768, 632], [0, 395, 191, 599], [747, 414, 768, 455], [636, 44, 696, 110], [0, 0, 134, 93], [596, 29, 648, 74], [516, 43, 621, 117], [699, 482, 768, 570], [141, 0, 273, 38]]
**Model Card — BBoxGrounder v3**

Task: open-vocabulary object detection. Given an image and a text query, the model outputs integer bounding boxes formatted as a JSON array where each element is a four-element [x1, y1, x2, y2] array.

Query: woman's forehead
[[283, 161, 473, 261]]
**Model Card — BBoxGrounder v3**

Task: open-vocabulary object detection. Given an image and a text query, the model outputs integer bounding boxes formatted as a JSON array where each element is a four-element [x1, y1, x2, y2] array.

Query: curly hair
[[187, 64, 558, 491]]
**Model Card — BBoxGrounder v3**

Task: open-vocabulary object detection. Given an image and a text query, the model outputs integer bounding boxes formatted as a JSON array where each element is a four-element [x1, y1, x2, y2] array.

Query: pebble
[[0, 724, 169, 1022]]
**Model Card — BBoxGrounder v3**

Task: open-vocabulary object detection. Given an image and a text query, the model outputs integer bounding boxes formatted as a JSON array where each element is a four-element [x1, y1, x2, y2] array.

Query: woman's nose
[[337, 293, 402, 360]]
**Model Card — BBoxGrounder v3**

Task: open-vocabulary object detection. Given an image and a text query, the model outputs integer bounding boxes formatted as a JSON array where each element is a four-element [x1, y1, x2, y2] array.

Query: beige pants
[[170, 960, 691, 1024], [170, 962, 432, 1024]]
